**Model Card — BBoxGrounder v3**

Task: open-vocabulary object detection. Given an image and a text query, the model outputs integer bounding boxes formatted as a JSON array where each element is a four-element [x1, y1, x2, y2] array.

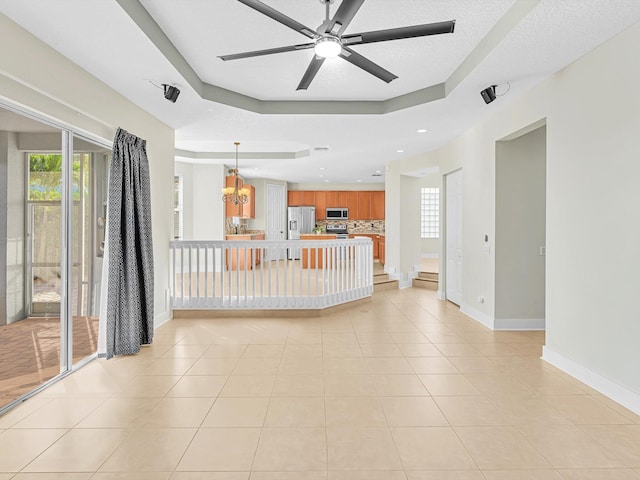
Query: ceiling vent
[[371, 173, 383, 177], [313, 146, 330, 152]]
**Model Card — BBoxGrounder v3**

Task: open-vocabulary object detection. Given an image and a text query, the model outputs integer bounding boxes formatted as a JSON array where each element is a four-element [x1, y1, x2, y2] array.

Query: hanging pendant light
[[222, 141, 249, 205]]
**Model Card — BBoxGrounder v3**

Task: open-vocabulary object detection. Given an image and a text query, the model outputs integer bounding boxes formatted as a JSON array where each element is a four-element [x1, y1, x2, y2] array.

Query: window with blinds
[[421, 187, 439, 239]]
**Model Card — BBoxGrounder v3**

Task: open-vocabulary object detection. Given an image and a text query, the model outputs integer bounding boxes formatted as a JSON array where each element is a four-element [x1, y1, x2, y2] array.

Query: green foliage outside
[[28, 153, 87, 201]]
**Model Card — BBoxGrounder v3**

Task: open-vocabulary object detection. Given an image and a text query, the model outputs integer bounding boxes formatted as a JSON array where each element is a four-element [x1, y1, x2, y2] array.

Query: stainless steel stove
[[326, 224, 349, 239]]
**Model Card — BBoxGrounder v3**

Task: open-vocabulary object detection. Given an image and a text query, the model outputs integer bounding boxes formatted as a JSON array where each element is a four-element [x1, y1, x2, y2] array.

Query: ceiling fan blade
[[340, 47, 397, 83], [237, 0, 317, 39], [342, 20, 455, 46], [297, 56, 325, 90], [219, 43, 314, 61], [325, 0, 365, 35]]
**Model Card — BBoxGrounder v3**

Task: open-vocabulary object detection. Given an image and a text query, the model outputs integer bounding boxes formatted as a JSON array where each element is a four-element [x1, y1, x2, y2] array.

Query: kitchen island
[[300, 234, 337, 269], [225, 232, 265, 270]]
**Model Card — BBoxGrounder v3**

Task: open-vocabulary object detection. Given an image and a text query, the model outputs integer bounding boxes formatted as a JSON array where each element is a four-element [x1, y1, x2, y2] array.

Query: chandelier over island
[[222, 141, 249, 205]]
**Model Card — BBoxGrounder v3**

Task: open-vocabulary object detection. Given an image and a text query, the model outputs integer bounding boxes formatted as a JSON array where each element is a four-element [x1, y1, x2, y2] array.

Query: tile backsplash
[[226, 217, 385, 235], [225, 217, 247, 234], [316, 219, 385, 234]]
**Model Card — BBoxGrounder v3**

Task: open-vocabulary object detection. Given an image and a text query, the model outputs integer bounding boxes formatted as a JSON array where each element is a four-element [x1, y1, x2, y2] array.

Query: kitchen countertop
[[225, 232, 265, 239], [300, 234, 337, 239]]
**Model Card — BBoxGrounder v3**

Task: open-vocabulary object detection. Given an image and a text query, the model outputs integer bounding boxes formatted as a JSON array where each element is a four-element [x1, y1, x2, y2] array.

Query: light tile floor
[[0, 287, 639, 479]]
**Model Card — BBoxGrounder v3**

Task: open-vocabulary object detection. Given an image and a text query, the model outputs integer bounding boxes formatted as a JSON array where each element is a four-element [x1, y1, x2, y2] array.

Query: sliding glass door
[[0, 103, 110, 412]]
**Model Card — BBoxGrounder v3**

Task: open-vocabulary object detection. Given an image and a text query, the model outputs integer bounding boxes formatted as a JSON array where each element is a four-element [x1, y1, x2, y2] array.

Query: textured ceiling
[[141, 0, 514, 101], [1, 0, 640, 184]]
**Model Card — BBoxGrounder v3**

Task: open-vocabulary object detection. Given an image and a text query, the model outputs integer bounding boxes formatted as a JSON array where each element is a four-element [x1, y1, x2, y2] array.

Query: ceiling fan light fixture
[[314, 36, 341, 58]]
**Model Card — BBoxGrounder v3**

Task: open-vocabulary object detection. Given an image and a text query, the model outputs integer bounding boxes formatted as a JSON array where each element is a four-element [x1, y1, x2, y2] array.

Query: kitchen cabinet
[[241, 184, 255, 219], [357, 191, 371, 220], [288, 190, 385, 220], [379, 235, 385, 265], [346, 191, 358, 218], [225, 233, 265, 270], [371, 191, 385, 220], [300, 234, 337, 269], [315, 191, 327, 220], [350, 233, 379, 259], [302, 191, 315, 206], [325, 191, 339, 208], [288, 190, 304, 206], [288, 190, 315, 206]]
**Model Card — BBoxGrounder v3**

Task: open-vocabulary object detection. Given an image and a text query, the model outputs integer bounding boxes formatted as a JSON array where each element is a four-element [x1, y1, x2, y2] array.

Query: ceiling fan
[[219, 0, 455, 90]]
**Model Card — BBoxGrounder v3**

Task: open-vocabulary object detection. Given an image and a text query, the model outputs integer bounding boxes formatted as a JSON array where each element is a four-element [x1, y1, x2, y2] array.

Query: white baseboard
[[154, 311, 172, 329], [421, 253, 439, 259], [437, 289, 445, 300], [542, 346, 640, 415], [460, 302, 494, 330], [399, 279, 413, 289], [494, 318, 545, 330]]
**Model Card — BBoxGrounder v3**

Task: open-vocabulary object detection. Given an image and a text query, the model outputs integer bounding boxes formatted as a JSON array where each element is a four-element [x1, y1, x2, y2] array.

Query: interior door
[[445, 169, 463, 305], [266, 184, 287, 260]]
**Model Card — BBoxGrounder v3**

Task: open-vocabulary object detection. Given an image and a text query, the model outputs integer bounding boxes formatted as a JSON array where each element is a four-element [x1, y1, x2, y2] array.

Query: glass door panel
[[0, 108, 64, 409], [70, 136, 109, 365]]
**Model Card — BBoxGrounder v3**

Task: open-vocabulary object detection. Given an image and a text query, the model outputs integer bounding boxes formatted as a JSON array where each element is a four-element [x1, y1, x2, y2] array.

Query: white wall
[[495, 126, 546, 326], [388, 19, 640, 409], [0, 12, 176, 326], [175, 161, 225, 241]]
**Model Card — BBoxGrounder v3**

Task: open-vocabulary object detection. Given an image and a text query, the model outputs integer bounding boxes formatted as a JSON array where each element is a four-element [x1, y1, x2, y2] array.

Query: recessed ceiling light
[[375, 170, 381, 173], [357, 179, 362, 182], [324, 179, 329, 182], [320, 174, 324, 177], [396, 149, 404, 153], [417, 129, 427, 133], [320, 167, 325, 170]]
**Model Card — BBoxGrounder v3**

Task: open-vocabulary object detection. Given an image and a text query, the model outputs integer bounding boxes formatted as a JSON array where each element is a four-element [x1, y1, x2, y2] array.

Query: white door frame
[[444, 168, 463, 305], [265, 183, 287, 261]]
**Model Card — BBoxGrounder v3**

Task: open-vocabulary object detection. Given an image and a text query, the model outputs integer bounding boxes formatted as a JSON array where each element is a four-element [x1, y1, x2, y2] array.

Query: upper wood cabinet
[[371, 191, 385, 220], [287, 189, 385, 220], [325, 191, 339, 208], [288, 190, 304, 205], [346, 191, 358, 218], [301, 191, 315, 206], [241, 184, 255, 219], [315, 191, 327, 220], [357, 191, 371, 219]]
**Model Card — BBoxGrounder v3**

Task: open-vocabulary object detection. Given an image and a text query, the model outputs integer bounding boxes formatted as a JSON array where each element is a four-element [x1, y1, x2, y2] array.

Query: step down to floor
[[373, 271, 398, 292], [374, 279, 399, 292], [413, 270, 438, 290], [417, 271, 438, 281]]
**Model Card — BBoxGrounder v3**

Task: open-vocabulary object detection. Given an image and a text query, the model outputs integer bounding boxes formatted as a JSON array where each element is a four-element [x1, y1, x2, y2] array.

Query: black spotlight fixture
[[162, 84, 180, 103], [480, 85, 497, 104]]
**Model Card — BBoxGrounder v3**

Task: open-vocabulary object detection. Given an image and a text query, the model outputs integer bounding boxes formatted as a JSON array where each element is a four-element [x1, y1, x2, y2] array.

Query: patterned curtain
[[103, 128, 154, 359]]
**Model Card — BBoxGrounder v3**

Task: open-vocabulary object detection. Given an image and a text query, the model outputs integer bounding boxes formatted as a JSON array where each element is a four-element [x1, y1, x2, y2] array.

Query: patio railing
[[169, 238, 373, 310]]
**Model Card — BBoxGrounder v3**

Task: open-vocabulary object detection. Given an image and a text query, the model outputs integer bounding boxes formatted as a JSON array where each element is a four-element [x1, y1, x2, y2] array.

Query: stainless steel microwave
[[326, 207, 348, 219]]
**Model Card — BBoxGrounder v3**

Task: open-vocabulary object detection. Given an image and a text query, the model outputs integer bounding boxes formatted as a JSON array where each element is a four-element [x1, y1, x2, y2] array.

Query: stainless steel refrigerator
[[287, 206, 316, 260]]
